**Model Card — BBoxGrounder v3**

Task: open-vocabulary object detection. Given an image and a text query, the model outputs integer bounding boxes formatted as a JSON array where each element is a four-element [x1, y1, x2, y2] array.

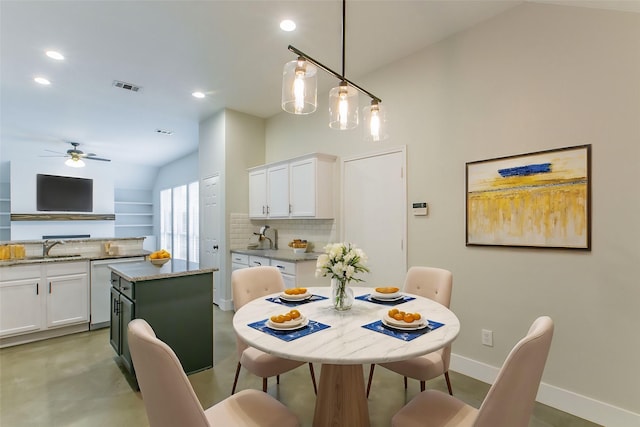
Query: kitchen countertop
[[231, 248, 322, 262], [0, 251, 151, 267], [109, 259, 217, 282]]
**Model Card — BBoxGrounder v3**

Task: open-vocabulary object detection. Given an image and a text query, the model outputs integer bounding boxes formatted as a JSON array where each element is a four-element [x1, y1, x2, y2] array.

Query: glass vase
[[331, 278, 354, 311]]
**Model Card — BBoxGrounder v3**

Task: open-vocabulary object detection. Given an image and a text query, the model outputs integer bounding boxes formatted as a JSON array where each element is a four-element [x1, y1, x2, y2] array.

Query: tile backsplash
[[229, 213, 337, 252]]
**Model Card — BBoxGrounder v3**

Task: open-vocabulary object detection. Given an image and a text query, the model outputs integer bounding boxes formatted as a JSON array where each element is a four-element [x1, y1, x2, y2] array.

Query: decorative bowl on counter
[[150, 258, 170, 266], [289, 239, 308, 254]]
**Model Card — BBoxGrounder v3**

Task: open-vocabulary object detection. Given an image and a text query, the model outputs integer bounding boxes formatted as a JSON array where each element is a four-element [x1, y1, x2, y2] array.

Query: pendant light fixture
[[65, 157, 85, 168], [282, 0, 387, 140]]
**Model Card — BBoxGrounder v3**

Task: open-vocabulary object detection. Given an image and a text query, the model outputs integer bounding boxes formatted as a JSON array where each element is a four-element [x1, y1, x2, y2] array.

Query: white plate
[[382, 317, 429, 331], [279, 292, 311, 301], [371, 294, 404, 302], [382, 313, 426, 329], [371, 290, 401, 299], [267, 317, 309, 330]]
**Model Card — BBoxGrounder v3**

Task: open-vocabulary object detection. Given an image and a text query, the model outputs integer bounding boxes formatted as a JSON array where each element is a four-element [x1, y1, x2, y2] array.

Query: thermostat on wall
[[412, 202, 428, 216]]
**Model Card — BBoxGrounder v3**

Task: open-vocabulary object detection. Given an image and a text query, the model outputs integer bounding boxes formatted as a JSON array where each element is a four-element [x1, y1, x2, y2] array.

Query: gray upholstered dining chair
[[127, 319, 300, 427], [391, 316, 554, 427], [231, 266, 317, 395], [367, 266, 454, 397]]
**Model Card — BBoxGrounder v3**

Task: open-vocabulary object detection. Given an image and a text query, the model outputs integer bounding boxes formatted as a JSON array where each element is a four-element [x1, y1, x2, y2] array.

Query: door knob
[[213, 245, 219, 250]]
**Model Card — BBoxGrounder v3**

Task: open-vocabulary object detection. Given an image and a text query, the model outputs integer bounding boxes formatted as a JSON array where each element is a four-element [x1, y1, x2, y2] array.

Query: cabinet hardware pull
[[276, 265, 284, 270], [262, 206, 266, 214], [49, 282, 52, 294], [122, 286, 129, 290], [266, 206, 270, 215], [36, 283, 39, 295], [289, 204, 292, 214], [254, 261, 262, 266]]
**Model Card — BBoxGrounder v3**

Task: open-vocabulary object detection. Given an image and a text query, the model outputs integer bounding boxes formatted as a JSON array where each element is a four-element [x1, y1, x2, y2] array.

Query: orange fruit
[[270, 315, 279, 322], [283, 313, 292, 322], [289, 310, 301, 319], [388, 308, 399, 317], [275, 315, 286, 323], [393, 313, 404, 321], [404, 313, 415, 323], [413, 313, 421, 320]]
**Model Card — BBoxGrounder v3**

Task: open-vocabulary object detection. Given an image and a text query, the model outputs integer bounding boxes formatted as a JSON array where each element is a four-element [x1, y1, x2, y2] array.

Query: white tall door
[[343, 149, 406, 287], [201, 175, 221, 303]]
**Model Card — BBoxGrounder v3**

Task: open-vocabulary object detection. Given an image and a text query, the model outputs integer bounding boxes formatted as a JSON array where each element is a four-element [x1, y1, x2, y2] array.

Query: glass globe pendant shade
[[329, 81, 359, 130], [65, 157, 85, 168], [363, 100, 388, 142], [281, 57, 317, 114]]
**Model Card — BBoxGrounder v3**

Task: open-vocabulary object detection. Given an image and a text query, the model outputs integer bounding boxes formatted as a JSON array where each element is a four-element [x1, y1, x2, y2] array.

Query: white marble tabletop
[[232, 286, 460, 365]]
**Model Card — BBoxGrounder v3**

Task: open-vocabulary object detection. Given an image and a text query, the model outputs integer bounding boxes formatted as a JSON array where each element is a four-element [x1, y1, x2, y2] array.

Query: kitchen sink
[[23, 254, 83, 260]]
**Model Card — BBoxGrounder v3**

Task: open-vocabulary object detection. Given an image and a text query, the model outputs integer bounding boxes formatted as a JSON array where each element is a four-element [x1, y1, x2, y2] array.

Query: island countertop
[[108, 260, 217, 282]]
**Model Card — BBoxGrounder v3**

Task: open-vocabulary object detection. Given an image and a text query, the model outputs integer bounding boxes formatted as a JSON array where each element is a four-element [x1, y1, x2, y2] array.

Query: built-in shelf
[[115, 189, 153, 239]]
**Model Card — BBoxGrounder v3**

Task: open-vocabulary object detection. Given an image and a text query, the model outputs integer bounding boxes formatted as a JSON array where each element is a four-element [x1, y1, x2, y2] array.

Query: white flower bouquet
[[315, 242, 369, 282]]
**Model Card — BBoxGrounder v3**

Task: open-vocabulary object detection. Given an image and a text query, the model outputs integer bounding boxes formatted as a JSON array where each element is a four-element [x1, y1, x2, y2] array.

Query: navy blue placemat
[[362, 319, 444, 341], [266, 294, 328, 307], [248, 319, 331, 342], [356, 294, 416, 306]]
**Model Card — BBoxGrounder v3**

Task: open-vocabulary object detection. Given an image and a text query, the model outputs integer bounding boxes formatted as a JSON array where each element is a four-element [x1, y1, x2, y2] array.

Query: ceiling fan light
[[329, 82, 358, 130], [363, 100, 388, 142], [65, 157, 85, 168], [282, 57, 317, 115]]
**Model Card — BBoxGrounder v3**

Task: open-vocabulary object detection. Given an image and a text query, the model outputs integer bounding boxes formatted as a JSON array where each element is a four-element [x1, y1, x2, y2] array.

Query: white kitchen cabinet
[[249, 153, 336, 219], [248, 163, 290, 219], [230, 251, 320, 291], [289, 154, 336, 218], [0, 260, 89, 343], [0, 266, 42, 337]]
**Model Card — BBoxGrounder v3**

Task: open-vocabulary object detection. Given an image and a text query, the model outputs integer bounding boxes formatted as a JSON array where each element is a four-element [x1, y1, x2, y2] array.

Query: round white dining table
[[232, 286, 460, 427]]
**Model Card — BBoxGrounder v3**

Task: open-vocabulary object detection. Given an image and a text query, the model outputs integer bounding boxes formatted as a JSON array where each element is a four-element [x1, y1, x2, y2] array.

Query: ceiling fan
[[42, 142, 111, 167]]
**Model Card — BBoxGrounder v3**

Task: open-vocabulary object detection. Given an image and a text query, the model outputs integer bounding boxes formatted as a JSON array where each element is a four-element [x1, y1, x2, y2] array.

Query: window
[[160, 182, 199, 263]]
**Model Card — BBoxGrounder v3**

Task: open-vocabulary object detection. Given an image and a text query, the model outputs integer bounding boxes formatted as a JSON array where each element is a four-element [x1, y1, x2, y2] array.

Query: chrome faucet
[[43, 240, 65, 257]]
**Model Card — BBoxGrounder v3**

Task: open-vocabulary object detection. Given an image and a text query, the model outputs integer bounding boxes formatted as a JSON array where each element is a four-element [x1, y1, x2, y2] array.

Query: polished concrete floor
[[0, 306, 601, 427]]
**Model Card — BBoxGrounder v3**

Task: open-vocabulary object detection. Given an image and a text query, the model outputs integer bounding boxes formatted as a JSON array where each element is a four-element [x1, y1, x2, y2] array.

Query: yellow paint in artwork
[[468, 182, 587, 245]]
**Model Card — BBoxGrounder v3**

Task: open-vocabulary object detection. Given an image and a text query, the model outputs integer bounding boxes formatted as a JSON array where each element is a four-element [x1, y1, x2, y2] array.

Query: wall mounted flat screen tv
[[37, 174, 93, 212]]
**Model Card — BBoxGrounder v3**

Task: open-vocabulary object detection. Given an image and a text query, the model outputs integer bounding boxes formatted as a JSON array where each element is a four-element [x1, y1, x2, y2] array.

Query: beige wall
[[265, 2, 640, 421]]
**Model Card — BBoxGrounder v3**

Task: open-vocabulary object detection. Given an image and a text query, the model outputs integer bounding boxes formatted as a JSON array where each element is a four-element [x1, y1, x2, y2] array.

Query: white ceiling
[[1, 0, 638, 167]]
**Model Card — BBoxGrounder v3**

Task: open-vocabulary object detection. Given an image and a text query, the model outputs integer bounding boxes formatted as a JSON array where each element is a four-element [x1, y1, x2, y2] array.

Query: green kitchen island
[[108, 259, 215, 385]]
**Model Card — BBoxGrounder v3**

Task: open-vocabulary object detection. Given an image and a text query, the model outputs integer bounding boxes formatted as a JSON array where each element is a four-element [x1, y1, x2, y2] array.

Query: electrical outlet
[[481, 329, 493, 347]]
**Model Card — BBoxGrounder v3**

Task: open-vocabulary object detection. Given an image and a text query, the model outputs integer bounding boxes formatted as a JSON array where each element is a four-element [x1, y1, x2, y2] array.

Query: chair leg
[[420, 380, 425, 392], [366, 364, 376, 398], [277, 374, 280, 384], [404, 376, 408, 389], [231, 362, 242, 395], [308, 363, 318, 395], [263, 377, 268, 392], [444, 371, 453, 395]]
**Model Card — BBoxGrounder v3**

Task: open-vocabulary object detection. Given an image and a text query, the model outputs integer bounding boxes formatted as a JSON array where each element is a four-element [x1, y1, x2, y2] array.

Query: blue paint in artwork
[[498, 163, 551, 177]]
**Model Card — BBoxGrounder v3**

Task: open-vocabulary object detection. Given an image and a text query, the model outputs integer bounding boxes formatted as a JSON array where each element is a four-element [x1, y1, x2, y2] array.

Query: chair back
[[474, 316, 554, 427], [127, 319, 209, 427], [232, 266, 286, 356], [404, 266, 453, 308]]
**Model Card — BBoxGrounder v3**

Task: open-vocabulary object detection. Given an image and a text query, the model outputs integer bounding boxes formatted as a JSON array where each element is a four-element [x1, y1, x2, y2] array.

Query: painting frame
[[466, 145, 591, 250]]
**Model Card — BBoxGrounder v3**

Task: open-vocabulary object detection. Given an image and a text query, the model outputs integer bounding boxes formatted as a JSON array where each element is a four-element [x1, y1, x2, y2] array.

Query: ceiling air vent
[[112, 80, 142, 92]]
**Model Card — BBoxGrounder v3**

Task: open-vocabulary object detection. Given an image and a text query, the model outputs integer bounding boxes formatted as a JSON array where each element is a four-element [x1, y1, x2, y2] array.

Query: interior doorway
[[342, 147, 407, 286]]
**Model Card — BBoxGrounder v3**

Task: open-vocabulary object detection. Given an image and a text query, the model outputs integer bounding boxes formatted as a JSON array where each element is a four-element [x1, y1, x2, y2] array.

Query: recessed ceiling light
[[46, 50, 64, 60], [34, 77, 51, 85], [192, 91, 205, 99], [280, 19, 296, 32]]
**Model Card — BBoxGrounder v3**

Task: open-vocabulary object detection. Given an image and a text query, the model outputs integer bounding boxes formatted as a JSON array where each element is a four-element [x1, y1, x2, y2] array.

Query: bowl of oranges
[[382, 308, 427, 330], [149, 249, 171, 266], [267, 309, 307, 330], [280, 287, 310, 301]]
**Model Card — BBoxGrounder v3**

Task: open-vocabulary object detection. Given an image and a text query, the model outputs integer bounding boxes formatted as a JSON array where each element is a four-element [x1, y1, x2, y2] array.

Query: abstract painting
[[466, 145, 591, 250]]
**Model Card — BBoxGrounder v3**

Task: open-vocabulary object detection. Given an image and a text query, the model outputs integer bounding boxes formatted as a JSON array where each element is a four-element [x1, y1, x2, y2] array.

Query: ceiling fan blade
[[39, 155, 67, 158], [44, 149, 66, 155], [85, 156, 111, 162]]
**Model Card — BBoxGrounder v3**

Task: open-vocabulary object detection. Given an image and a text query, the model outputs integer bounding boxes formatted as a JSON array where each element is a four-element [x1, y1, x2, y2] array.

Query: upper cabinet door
[[249, 168, 267, 218], [290, 157, 317, 217], [266, 164, 290, 218]]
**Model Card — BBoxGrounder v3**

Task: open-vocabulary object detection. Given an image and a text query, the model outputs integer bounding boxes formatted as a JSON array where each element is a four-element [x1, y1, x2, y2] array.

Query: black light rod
[[288, 45, 382, 104]]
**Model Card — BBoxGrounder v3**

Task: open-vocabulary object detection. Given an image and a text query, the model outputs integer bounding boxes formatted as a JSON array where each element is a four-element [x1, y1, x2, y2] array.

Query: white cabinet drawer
[[248, 255, 270, 267], [0, 265, 40, 281], [270, 260, 296, 275], [45, 261, 88, 276], [231, 253, 249, 265]]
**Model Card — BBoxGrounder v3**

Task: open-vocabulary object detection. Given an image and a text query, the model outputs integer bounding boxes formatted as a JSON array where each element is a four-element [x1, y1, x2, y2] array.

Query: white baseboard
[[450, 353, 640, 427]]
